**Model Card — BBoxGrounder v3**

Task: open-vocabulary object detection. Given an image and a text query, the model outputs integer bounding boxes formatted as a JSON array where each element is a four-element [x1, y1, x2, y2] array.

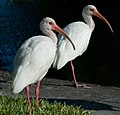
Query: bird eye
[[49, 22, 53, 25]]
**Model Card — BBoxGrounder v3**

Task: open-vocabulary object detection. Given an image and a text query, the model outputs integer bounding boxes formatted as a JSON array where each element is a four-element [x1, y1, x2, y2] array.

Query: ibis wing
[[53, 22, 92, 69], [12, 36, 56, 93]]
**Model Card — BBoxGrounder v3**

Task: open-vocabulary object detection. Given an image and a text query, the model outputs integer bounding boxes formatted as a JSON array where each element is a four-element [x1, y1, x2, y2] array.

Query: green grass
[[0, 95, 92, 115]]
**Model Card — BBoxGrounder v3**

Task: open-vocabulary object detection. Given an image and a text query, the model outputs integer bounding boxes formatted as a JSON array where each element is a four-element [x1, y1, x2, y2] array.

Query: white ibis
[[53, 5, 113, 88], [12, 17, 75, 107]]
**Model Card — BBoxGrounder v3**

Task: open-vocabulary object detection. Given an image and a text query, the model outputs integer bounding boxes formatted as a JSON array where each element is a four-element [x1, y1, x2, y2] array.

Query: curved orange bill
[[53, 25, 75, 50], [94, 11, 113, 33]]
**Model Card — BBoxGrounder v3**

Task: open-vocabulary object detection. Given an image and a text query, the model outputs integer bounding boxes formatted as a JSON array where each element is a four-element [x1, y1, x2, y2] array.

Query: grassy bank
[[0, 95, 92, 115]]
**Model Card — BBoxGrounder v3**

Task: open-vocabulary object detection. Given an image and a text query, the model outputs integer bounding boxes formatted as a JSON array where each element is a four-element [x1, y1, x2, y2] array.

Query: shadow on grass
[[39, 98, 118, 111]]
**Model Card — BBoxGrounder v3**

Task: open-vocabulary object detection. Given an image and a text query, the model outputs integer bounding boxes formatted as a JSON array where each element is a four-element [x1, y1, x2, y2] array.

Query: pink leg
[[35, 80, 40, 107], [25, 86, 31, 107], [70, 61, 83, 88]]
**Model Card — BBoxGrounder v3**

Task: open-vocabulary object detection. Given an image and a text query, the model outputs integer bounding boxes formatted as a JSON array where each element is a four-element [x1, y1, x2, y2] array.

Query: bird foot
[[36, 103, 39, 108], [73, 82, 91, 88]]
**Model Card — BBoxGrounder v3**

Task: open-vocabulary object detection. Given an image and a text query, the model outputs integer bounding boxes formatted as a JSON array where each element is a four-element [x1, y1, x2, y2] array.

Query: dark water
[[0, 0, 43, 71], [0, 0, 120, 86]]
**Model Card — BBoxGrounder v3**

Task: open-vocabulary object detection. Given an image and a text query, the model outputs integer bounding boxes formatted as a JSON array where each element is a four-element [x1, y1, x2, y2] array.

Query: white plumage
[[12, 36, 56, 94], [53, 22, 92, 69], [53, 5, 113, 87], [12, 17, 75, 107]]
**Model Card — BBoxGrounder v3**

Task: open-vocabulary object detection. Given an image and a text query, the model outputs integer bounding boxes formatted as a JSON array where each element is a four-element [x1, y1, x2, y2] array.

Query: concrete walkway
[[0, 78, 120, 115]]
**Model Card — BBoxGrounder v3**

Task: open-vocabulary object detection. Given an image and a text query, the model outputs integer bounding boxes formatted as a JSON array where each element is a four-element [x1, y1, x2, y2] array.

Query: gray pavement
[[0, 78, 120, 115]]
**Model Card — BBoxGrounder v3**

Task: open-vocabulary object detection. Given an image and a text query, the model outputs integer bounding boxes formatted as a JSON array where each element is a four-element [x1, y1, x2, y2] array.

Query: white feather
[[53, 22, 92, 69], [12, 36, 56, 94]]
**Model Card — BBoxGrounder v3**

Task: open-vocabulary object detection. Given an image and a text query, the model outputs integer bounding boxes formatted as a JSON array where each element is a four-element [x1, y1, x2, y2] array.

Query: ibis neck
[[82, 14, 95, 31], [42, 29, 57, 45], [48, 31, 58, 45]]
